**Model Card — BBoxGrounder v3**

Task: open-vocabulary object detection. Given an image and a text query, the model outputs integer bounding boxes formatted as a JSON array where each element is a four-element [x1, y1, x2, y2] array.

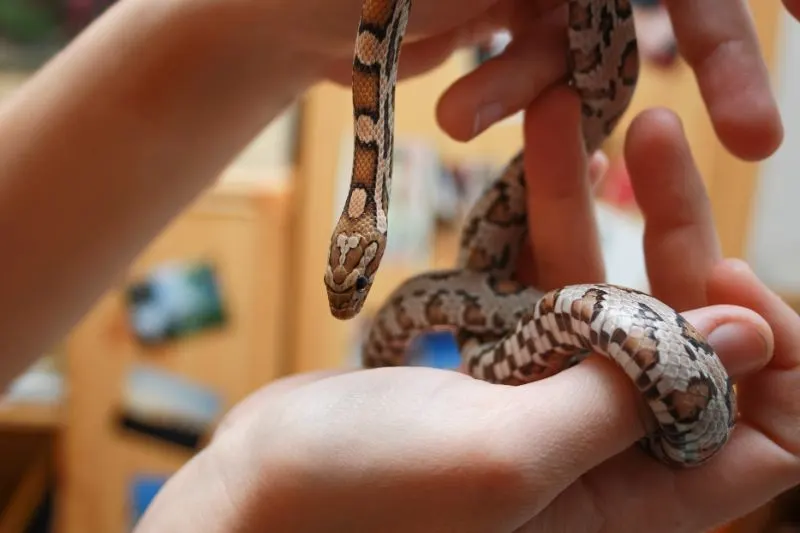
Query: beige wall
[[748, 12, 800, 294]]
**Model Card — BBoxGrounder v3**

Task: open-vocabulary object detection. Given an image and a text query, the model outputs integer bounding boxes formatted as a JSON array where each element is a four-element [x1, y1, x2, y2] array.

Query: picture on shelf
[[124, 259, 228, 346], [115, 364, 222, 451]]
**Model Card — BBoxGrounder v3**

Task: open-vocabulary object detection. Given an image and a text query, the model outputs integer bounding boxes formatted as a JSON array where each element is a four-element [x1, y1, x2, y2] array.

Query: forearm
[[0, 0, 319, 388]]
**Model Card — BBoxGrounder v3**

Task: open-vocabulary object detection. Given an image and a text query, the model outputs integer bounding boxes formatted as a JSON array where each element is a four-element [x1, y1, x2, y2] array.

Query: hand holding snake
[[314, 0, 782, 161], [323, 0, 757, 468], [143, 89, 794, 533], [131, 0, 800, 529]]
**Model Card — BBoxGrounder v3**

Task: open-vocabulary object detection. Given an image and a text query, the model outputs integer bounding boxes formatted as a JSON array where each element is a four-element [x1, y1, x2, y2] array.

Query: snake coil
[[323, 0, 736, 467]]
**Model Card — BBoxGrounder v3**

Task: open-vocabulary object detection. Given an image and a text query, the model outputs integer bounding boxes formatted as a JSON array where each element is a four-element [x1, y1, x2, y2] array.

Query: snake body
[[323, 0, 736, 467]]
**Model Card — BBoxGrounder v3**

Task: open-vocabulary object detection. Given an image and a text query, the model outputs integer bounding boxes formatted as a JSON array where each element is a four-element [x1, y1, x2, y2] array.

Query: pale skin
[[0, 0, 791, 388], [134, 90, 800, 532], [0, 0, 799, 530]]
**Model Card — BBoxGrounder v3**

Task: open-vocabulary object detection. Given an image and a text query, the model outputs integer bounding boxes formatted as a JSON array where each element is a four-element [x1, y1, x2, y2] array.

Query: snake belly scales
[[323, 0, 736, 467]]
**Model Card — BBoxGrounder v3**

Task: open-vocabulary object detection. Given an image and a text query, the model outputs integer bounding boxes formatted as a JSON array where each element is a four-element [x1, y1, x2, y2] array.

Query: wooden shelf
[[59, 179, 291, 533], [0, 403, 61, 432], [0, 432, 52, 533]]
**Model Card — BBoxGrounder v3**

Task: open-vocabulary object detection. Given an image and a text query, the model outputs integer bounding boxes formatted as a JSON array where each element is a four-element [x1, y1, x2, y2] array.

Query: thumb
[[489, 302, 772, 506]]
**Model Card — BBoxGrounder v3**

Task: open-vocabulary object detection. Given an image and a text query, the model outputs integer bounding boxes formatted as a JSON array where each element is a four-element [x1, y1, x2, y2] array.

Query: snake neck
[[324, 0, 411, 319]]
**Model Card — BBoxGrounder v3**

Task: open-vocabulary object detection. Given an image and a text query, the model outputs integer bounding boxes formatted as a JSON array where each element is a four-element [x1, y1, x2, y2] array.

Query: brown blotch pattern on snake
[[332, 0, 735, 470]]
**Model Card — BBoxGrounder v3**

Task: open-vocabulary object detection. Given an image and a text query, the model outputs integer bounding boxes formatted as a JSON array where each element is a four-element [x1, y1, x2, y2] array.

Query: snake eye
[[355, 276, 368, 293]]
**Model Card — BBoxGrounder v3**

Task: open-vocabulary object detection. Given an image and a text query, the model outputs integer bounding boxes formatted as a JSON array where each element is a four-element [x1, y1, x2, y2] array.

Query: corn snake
[[323, 0, 736, 467]]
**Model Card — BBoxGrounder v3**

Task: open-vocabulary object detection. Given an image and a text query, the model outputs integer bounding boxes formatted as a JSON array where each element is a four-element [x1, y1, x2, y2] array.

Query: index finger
[[521, 86, 605, 290], [663, 0, 783, 160], [624, 107, 721, 312]]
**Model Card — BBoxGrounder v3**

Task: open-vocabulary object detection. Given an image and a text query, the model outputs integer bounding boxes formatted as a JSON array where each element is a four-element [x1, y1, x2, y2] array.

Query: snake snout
[[328, 292, 360, 320]]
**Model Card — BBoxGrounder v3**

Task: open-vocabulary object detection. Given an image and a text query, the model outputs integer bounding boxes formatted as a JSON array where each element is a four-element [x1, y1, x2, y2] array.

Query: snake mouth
[[330, 305, 357, 320], [327, 292, 361, 320]]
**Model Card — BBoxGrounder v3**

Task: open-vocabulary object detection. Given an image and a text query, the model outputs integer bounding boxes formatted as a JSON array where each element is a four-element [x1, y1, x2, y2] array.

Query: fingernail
[[706, 322, 770, 377], [473, 102, 504, 136]]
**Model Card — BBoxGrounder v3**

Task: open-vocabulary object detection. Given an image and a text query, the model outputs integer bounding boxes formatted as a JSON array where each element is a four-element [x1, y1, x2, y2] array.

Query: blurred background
[[0, 0, 796, 531]]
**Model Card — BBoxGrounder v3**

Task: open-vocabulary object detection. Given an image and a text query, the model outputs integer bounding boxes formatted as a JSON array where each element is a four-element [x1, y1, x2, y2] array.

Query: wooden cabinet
[[57, 180, 290, 533]]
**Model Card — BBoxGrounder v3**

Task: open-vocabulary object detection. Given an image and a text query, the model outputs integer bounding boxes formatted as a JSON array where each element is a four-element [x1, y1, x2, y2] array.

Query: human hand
[[296, 0, 785, 162], [513, 84, 800, 529], [132, 87, 799, 533], [435, 0, 788, 161]]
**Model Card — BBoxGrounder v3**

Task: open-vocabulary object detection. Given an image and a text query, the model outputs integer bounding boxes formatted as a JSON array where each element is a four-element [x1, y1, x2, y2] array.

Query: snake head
[[324, 230, 385, 320]]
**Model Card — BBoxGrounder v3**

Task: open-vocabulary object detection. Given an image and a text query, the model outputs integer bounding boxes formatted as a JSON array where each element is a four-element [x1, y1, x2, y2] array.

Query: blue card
[[130, 474, 168, 528]]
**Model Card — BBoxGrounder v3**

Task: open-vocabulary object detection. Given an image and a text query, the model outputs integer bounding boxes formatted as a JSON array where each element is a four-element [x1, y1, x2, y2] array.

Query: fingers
[[326, 3, 509, 88], [625, 108, 721, 312], [685, 304, 773, 379], [436, 13, 566, 140], [707, 258, 800, 457], [515, 147, 607, 288], [662, 0, 782, 160], [545, 262, 800, 533], [325, 29, 464, 87], [581, 389, 799, 533], [708, 258, 800, 369], [493, 303, 771, 513], [519, 86, 605, 289], [574, 420, 800, 533]]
